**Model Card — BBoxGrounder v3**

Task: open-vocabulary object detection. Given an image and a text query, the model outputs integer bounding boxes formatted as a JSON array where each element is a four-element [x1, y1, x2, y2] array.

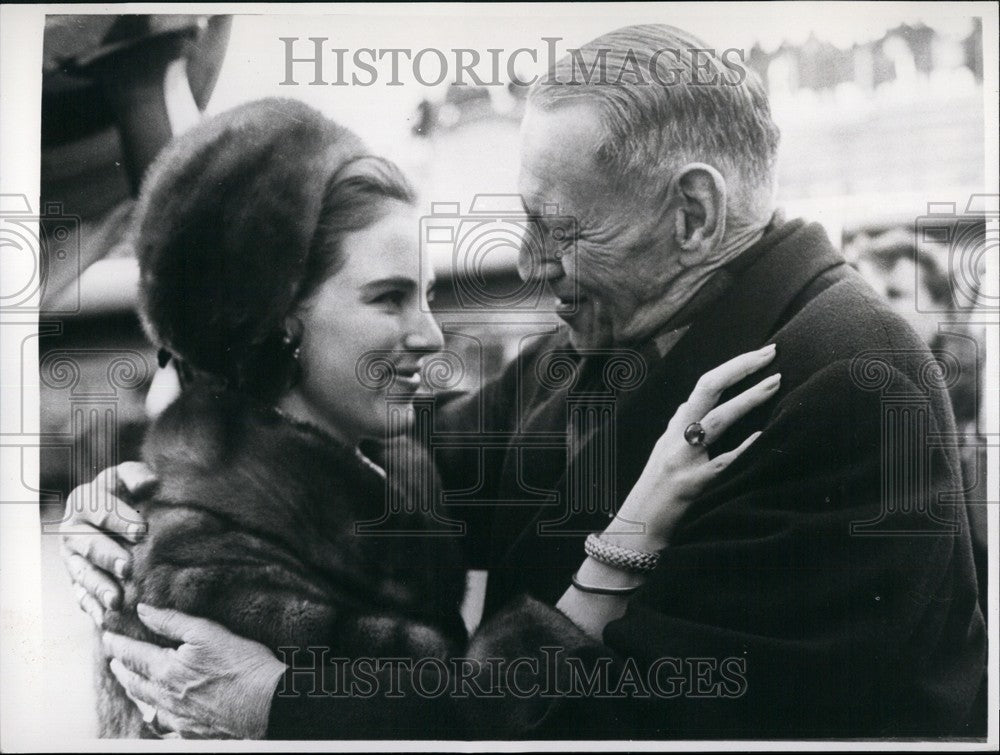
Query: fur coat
[[97, 380, 602, 738], [97, 382, 470, 737]]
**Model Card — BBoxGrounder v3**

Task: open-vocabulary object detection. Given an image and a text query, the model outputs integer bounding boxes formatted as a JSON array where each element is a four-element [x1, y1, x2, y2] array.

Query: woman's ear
[[667, 162, 727, 263]]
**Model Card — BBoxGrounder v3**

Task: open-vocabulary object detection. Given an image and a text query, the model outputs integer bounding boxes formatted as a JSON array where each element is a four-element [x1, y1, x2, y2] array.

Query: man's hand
[[104, 604, 287, 739], [59, 461, 157, 626]]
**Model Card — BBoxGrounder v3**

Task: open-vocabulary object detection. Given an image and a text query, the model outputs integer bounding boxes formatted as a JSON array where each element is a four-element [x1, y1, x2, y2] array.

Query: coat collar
[[559, 216, 847, 527], [653, 216, 844, 383]]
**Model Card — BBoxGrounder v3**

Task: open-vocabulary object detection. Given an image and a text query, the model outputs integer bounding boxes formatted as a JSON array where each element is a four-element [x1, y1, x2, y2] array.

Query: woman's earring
[[284, 337, 301, 362], [281, 316, 305, 390], [282, 317, 304, 362]]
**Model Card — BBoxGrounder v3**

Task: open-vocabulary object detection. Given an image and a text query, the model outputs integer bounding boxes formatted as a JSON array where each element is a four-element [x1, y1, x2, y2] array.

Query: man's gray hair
[[528, 24, 780, 222]]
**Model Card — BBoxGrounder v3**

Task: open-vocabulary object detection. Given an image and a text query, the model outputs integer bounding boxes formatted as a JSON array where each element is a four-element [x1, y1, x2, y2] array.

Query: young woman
[[61, 97, 778, 739]]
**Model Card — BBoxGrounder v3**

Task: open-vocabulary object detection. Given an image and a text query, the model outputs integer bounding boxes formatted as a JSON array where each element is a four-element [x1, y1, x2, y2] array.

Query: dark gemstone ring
[[684, 421, 707, 447]]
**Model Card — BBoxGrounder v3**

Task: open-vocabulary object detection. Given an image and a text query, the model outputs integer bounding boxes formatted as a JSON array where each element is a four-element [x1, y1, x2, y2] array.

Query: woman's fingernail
[[761, 343, 777, 354], [101, 590, 117, 609], [767, 373, 782, 389], [126, 523, 146, 541], [114, 559, 128, 579]]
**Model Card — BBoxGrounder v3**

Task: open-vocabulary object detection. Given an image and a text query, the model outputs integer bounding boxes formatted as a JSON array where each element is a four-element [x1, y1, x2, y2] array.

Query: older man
[[63, 25, 985, 739]]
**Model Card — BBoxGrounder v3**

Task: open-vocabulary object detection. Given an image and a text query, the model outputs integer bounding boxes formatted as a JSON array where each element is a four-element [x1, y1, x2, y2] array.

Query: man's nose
[[517, 238, 565, 283], [404, 310, 444, 355]]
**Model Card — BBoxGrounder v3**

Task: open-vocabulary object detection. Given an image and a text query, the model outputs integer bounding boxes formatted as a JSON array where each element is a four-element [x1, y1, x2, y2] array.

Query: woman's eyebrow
[[360, 277, 417, 294]]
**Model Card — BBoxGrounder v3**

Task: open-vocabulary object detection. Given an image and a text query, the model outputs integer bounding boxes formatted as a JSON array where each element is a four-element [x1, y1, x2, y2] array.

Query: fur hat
[[133, 97, 367, 387]]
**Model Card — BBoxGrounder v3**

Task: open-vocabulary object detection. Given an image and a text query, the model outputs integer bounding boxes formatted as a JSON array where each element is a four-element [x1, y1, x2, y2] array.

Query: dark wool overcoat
[[433, 216, 988, 738]]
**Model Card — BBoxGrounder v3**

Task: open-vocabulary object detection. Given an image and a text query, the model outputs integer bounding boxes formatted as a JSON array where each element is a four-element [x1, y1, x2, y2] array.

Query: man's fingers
[[61, 528, 130, 579], [118, 671, 153, 715], [684, 344, 776, 420], [109, 658, 166, 710], [62, 480, 105, 530], [137, 603, 217, 644], [116, 461, 159, 498], [708, 430, 764, 472], [64, 548, 122, 610], [148, 707, 191, 739], [90, 483, 147, 543], [103, 631, 172, 680], [84, 468, 131, 533], [109, 654, 218, 739], [63, 466, 149, 542], [94, 498, 147, 543], [699, 374, 780, 444], [116, 680, 180, 739], [139, 701, 223, 740], [173, 716, 227, 740], [133, 697, 158, 725], [73, 583, 106, 628]]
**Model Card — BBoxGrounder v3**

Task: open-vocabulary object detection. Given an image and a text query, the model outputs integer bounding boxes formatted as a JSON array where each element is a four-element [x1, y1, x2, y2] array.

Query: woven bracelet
[[584, 532, 660, 574]]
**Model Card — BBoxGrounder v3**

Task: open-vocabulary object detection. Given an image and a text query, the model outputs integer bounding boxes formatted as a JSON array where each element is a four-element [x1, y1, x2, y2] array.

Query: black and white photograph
[[0, 1, 997, 750]]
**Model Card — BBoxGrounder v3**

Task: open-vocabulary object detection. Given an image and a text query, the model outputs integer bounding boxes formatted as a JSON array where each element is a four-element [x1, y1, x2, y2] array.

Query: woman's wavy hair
[[265, 156, 417, 397]]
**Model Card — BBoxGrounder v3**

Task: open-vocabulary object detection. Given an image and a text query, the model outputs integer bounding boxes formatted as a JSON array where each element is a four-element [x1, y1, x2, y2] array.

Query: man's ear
[[667, 162, 727, 261]]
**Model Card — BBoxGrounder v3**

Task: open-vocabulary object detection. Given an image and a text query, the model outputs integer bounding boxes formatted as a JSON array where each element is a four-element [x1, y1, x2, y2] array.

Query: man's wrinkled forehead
[[518, 103, 607, 215]]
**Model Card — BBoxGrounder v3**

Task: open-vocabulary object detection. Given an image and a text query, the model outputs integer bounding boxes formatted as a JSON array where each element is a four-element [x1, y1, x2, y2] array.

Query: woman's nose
[[404, 311, 444, 354]]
